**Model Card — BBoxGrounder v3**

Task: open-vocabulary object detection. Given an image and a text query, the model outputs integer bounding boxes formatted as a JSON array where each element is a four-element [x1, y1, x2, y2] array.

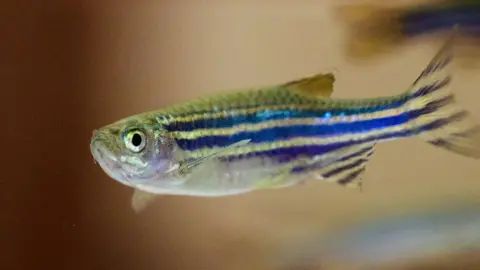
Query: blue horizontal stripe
[[175, 114, 409, 151], [217, 110, 467, 164], [163, 57, 453, 134], [175, 95, 453, 151], [164, 99, 409, 132]]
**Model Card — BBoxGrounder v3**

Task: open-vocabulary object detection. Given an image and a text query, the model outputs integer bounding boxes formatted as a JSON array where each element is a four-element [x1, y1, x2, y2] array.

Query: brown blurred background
[[3, 1, 480, 270]]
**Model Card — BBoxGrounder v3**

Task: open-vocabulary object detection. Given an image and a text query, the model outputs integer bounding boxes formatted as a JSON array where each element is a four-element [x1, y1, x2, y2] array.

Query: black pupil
[[131, 133, 142, 147]]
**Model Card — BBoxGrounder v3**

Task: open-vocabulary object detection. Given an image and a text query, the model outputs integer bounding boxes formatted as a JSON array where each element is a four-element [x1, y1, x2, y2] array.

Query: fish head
[[90, 115, 181, 188]]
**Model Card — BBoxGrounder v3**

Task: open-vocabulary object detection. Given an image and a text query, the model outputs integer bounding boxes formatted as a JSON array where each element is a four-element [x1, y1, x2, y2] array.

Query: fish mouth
[[90, 138, 130, 186]]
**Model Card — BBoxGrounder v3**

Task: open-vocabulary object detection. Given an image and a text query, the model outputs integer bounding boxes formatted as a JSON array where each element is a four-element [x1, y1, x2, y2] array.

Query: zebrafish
[[91, 30, 480, 212], [335, 0, 480, 67]]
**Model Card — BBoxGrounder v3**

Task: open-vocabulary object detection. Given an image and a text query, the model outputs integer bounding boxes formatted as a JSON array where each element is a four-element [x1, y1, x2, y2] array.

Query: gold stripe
[[157, 104, 318, 124], [169, 89, 451, 140], [166, 87, 450, 141], [155, 95, 405, 125], [169, 106, 406, 139], [181, 104, 461, 159]]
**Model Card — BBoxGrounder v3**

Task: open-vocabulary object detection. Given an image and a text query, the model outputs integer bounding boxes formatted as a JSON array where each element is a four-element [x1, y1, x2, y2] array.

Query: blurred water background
[[4, 1, 480, 269]]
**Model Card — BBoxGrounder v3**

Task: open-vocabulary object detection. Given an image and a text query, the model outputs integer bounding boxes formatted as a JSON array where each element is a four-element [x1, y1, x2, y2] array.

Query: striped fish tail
[[404, 27, 480, 159]]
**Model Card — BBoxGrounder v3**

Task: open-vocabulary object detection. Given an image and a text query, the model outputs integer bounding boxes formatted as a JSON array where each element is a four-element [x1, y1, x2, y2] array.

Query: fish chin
[[91, 141, 133, 187]]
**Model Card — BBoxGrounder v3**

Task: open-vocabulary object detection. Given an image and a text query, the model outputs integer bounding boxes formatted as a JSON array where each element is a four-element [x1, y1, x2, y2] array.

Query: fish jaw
[[90, 133, 132, 187]]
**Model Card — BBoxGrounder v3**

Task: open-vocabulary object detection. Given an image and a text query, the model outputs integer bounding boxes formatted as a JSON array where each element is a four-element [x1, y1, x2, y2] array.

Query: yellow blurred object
[[334, 3, 406, 61], [334, 1, 480, 69]]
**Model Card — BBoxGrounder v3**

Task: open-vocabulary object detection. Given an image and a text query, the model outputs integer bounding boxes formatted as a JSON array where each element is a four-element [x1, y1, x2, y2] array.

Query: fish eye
[[124, 129, 147, 153]]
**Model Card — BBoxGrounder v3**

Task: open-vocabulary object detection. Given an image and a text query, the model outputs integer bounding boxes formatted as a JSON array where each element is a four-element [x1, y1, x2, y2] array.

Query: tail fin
[[334, 4, 406, 61], [404, 27, 480, 159]]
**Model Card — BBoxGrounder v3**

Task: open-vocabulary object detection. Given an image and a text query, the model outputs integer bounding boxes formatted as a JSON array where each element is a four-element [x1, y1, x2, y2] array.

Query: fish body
[[335, 0, 480, 65], [91, 31, 480, 211]]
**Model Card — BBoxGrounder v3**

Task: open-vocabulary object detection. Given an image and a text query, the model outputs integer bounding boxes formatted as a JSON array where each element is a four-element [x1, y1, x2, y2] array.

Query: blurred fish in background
[[335, 0, 480, 69], [275, 203, 480, 270]]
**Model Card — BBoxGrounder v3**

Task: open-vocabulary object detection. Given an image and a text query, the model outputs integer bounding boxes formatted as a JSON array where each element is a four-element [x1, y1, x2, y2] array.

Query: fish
[[276, 204, 480, 270], [91, 72, 342, 211], [335, 0, 480, 67], [91, 29, 480, 212]]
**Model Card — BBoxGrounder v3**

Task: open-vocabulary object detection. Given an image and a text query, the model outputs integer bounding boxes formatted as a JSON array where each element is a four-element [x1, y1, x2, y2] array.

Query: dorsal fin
[[282, 72, 336, 98]]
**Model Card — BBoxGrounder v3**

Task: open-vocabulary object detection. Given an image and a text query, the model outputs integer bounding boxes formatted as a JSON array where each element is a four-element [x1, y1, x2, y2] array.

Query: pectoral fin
[[177, 139, 252, 175], [131, 189, 161, 213]]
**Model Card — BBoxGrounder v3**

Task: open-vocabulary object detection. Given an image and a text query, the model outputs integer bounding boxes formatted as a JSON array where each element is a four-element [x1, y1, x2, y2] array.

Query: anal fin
[[252, 146, 363, 191], [309, 143, 376, 189]]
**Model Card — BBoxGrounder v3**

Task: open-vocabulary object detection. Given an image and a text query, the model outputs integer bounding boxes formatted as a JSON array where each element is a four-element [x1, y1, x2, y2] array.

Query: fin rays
[[292, 143, 376, 189], [406, 27, 480, 159]]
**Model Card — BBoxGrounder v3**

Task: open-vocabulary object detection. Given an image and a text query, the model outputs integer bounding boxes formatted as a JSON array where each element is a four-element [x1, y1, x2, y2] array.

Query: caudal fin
[[405, 27, 480, 159], [334, 4, 407, 61]]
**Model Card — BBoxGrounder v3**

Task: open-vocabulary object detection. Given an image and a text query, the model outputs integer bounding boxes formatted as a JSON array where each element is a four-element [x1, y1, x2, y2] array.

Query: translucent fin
[[176, 139, 252, 175], [253, 173, 291, 190], [311, 143, 376, 189], [334, 4, 405, 61], [282, 72, 336, 98], [252, 145, 373, 191], [405, 27, 480, 159], [131, 189, 160, 213], [287, 143, 376, 190]]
